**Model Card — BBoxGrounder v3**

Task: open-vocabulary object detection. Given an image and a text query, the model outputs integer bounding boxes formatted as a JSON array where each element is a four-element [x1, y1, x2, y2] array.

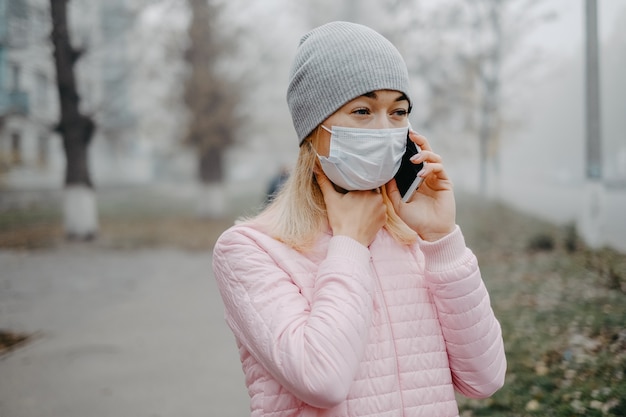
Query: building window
[[11, 64, 21, 91], [36, 71, 48, 109], [6, 0, 29, 47], [11, 132, 22, 165], [31, 5, 52, 43], [38, 134, 49, 167]]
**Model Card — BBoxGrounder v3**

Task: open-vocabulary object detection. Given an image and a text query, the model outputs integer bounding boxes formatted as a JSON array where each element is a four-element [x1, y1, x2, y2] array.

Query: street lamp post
[[579, 0, 604, 249]]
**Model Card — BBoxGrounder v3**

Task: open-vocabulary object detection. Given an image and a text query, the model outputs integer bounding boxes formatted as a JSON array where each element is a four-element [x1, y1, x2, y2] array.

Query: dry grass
[[455, 194, 626, 417], [97, 216, 237, 251], [0, 214, 237, 251], [0, 186, 243, 251]]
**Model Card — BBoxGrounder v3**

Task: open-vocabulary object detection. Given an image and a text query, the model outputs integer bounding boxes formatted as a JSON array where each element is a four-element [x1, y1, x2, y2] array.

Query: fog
[[1, 0, 624, 249], [221, 0, 626, 249]]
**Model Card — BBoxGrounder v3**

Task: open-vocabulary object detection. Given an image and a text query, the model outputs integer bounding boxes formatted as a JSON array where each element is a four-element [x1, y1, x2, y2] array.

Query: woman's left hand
[[387, 130, 456, 242]]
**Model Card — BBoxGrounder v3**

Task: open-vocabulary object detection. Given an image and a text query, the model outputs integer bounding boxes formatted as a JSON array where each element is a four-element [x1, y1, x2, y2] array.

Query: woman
[[212, 21, 506, 417]]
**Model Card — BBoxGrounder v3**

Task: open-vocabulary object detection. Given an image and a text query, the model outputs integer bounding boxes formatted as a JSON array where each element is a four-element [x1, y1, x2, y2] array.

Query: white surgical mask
[[317, 124, 408, 190]]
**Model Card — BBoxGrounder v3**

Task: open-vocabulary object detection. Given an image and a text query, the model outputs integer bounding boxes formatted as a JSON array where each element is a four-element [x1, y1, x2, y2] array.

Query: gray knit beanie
[[287, 21, 411, 145]]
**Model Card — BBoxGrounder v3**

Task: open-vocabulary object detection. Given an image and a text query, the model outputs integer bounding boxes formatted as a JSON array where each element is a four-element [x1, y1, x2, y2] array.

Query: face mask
[[317, 124, 408, 191]]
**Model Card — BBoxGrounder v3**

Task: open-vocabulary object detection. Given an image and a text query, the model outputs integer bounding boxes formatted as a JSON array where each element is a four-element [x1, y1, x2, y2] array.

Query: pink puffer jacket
[[212, 223, 506, 417]]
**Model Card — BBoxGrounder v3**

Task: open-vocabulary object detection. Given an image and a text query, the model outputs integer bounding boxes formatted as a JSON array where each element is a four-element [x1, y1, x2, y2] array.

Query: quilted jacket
[[212, 223, 506, 417]]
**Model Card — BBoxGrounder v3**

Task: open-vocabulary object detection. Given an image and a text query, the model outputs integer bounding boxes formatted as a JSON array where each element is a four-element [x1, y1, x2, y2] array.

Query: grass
[[0, 188, 624, 415], [0, 206, 63, 249], [0, 186, 241, 251], [456, 196, 626, 417]]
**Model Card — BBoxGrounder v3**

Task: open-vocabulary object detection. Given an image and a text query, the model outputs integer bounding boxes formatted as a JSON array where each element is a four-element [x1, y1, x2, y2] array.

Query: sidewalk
[[0, 245, 249, 417]]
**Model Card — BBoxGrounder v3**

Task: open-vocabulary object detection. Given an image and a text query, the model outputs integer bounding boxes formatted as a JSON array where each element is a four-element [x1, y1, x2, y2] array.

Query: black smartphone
[[394, 134, 424, 202]]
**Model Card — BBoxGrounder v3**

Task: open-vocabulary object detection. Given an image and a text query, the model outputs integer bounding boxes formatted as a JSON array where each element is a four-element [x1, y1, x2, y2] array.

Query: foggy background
[[1, 1, 626, 417], [1, 0, 624, 250]]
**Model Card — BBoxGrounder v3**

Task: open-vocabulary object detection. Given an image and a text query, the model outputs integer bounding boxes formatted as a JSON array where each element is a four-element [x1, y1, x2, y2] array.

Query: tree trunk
[[184, 0, 239, 218], [478, 104, 490, 195], [578, 0, 604, 249], [578, 180, 605, 249], [199, 146, 222, 184], [50, 0, 98, 239], [476, 1, 503, 197], [62, 118, 94, 186], [196, 147, 226, 218]]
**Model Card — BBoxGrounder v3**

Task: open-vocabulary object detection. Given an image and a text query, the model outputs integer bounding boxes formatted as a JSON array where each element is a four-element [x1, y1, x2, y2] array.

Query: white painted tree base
[[196, 183, 227, 219], [577, 180, 605, 250], [63, 185, 99, 239]]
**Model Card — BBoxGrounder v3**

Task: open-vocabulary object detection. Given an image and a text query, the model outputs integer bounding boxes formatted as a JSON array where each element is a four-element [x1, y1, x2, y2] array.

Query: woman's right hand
[[315, 170, 386, 247]]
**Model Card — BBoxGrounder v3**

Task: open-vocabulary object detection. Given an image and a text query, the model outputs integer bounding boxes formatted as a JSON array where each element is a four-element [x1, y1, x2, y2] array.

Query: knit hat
[[287, 21, 412, 145]]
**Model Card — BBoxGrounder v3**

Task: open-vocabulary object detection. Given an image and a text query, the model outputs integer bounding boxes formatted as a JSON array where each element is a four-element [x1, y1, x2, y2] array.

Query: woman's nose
[[373, 114, 400, 129], [370, 114, 389, 129]]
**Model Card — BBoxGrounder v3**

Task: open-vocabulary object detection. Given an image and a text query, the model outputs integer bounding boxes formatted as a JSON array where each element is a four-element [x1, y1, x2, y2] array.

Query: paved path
[[0, 246, 249, 417]]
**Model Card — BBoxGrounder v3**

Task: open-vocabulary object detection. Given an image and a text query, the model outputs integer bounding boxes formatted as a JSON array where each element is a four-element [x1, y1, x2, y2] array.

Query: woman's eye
[[393, 109, 409, 117], [352, 108, 370, 115]]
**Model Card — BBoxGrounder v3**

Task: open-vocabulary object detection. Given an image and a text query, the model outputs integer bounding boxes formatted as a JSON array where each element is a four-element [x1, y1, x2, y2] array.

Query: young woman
[[212, 21, 506, 417]]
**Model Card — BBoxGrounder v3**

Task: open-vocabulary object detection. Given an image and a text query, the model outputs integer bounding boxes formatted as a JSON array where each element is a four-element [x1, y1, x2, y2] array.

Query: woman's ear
[[310, 125, 331, 157]]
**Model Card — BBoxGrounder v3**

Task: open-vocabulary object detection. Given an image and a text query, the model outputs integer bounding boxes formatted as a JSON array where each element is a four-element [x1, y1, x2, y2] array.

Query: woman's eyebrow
[[395, 93, 409, 102], [360, 91, 408, 102]]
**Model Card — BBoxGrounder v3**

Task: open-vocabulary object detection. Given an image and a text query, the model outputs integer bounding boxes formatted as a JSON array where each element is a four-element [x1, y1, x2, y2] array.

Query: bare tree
[[466, 0, 505, 195], [375, 0, 555, 195], [50, 0, 98, 239], [462, 0, 556, 194], [184, 0, 240, 217]]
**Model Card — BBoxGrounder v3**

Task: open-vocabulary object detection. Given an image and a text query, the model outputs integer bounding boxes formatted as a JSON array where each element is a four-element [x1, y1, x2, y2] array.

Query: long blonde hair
[[248, 129, 417, 252]]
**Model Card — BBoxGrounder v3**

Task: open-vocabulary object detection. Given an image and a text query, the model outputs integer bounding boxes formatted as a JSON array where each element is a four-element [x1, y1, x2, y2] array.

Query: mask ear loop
[[309, 127, 325, 169], [312, 125, 331, 160]]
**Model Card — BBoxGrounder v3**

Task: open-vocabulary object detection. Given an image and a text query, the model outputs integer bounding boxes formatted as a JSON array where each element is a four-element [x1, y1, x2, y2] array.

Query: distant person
[[212, 21, 506, 416], [265, 165, 290, 205]]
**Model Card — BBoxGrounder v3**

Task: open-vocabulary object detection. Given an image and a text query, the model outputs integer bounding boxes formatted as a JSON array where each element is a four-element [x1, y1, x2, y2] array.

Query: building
[[0, 0, 62, 188], [0, 0, 156, 190]]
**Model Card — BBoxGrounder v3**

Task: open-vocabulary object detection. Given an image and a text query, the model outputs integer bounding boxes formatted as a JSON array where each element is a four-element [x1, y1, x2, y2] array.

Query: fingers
[[317, 172, 387, 246], [386, 178, 404, 210], [314, 170, 337, 198], [386, 178, 400, 198], [405, 132, 448, 182], [409, 150, 441, 165], [408, 129, 432, 152], [386, 131, 452, 203], [418, 162, 451, 185]]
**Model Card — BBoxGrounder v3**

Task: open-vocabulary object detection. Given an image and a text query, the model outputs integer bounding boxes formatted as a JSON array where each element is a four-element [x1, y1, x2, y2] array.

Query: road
[[0, 246, 249, 417]]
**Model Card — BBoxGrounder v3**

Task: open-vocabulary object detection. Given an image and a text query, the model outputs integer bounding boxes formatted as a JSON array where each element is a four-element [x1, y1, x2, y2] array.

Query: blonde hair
[[248, 129, 417, 252]]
